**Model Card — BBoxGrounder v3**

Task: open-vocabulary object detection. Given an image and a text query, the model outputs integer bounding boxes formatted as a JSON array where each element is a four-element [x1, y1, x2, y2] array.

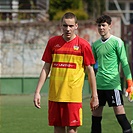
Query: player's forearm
[[123, 64, 132, 80], [88, 73, 98, 97], [35, 63, 50, 94], [35, 69, 47, 93], [86, 65, 98, 97]]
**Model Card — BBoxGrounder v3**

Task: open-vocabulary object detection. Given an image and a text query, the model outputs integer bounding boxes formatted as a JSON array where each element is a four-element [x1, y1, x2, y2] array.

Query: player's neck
[[62, 34, 76, 42], [101, 33, 111, 41]]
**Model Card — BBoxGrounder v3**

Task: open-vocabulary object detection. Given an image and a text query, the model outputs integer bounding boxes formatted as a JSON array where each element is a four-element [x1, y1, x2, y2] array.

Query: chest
[[52, 40, 82, 55], [95, 41, 117, 58]]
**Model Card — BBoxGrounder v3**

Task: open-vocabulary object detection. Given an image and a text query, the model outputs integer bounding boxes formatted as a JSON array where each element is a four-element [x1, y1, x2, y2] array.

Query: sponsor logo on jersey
[[53, 62, 76, 69]]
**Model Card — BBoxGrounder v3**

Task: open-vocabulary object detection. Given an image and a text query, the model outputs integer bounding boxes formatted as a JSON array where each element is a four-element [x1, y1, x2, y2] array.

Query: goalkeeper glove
[[125, 79, 133, 102]]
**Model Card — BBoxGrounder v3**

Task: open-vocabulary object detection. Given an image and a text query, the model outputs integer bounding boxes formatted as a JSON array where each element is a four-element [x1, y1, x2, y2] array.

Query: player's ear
[[109, 24, 112, 30], [75, 24, 78, 29]]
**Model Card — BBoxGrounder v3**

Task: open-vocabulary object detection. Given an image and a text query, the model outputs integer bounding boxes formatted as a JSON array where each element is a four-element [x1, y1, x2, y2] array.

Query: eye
[[98, 24, 101, 27], [102, 24, 106, 27], [62, 25, 74, 28], [63, 24, 67, 27], [69, 25, 74, 28]]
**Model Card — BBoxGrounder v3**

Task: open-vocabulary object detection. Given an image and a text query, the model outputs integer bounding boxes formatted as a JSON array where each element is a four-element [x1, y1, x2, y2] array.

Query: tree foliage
[[83, 0, 105, 19], [48, 0, 88, 20]]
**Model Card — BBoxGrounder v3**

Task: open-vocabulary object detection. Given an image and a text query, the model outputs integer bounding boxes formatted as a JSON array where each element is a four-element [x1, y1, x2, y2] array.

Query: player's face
[[61, 18, 78, 41], [97, 22, 111, 39]]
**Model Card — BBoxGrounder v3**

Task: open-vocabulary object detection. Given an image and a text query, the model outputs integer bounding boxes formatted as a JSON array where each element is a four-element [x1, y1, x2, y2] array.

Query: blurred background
[[0, 0, 133, 94]]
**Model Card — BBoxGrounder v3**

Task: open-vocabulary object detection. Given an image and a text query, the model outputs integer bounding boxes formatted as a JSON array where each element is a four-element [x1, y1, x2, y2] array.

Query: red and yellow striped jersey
[[42, 35, 95, 102]]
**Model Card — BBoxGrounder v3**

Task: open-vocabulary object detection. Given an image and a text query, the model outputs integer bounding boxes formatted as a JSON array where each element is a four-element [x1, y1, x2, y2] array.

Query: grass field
[[0, 94, 133, 133]]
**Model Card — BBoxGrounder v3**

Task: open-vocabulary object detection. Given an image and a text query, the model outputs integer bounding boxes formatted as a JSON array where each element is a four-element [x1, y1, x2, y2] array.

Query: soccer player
[[33, 12, 99, 133], [91, 14, 133, 133]]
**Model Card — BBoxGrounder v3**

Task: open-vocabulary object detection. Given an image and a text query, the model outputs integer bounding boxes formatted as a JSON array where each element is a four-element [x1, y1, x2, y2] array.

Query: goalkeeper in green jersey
[[91, 14, 133, 133]]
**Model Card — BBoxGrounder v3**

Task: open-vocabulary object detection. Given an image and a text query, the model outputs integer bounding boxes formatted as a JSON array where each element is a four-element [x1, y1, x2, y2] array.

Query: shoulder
[[77, 36, 91, 47], [46, 36, 63, 49], [111, 35, 122, 41], [93, 39, 101, 44], [78, 36, 88, 42], [110, 35, 124, 47], [48, 35, 62, 42], [92, 38, 101, 48]]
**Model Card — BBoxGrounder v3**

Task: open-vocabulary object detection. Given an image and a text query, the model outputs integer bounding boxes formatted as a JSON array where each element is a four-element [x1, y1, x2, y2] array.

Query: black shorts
[[97, 89, 124, 107]]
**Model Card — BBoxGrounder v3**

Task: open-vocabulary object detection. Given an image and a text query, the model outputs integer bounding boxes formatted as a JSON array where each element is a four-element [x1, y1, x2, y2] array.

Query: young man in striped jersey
[[33, 12, 99, 133]]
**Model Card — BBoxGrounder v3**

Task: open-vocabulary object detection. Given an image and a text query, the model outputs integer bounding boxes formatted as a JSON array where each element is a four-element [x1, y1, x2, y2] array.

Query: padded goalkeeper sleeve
[[123, 64, 132, 80]]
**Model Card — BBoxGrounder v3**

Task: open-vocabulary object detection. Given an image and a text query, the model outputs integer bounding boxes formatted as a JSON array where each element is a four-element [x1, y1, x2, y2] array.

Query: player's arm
[[117, 40, 133, 101], [33, 62, 51, 108], [85, 65, 99, 110]]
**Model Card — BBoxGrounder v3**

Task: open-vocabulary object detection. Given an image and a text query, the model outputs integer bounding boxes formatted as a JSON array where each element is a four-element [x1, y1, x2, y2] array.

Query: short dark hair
[[96, 15, 112, 25], [61, 12, 78, 23]]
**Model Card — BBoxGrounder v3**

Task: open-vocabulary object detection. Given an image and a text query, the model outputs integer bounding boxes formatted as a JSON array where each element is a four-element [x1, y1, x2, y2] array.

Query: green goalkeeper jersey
[[92, 35, 132, 90]]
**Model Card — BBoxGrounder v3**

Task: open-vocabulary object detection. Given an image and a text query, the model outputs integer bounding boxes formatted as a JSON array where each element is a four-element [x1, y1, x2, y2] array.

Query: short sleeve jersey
[[92, 35, 132, 90], [42, 35, 95, 102]]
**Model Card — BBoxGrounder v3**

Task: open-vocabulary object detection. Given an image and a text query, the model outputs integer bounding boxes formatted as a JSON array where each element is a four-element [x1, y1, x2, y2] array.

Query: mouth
[[66, 31, 71, 34], [99, 31, 104, 34], [99, 30, 104, 32], [66, 32, 71, 36]]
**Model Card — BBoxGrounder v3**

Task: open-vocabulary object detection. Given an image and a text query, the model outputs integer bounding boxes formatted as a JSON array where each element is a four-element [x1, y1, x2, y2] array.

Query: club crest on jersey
[[73, 45, 79, 50]]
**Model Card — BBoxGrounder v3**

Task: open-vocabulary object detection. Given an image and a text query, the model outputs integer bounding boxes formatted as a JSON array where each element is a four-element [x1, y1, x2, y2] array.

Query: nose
[[66, 25, 70, 30], [98, 26, 104, 31], [99, 25, 103, 29]]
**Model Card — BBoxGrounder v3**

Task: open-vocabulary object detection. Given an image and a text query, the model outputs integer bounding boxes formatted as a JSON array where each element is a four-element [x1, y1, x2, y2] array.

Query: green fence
[[0, 77, 90, 95]]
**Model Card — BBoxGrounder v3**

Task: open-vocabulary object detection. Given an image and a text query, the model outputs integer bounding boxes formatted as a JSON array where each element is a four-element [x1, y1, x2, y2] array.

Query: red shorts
[[48, 101, 82, 126]]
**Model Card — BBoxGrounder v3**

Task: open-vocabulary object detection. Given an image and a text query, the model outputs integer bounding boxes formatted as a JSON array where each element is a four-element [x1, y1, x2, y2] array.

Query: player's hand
[[125, 87, 133, 102], [125, 80, 133, 102], [33, 93, 41, 108], [90, 96, 99, 111]]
